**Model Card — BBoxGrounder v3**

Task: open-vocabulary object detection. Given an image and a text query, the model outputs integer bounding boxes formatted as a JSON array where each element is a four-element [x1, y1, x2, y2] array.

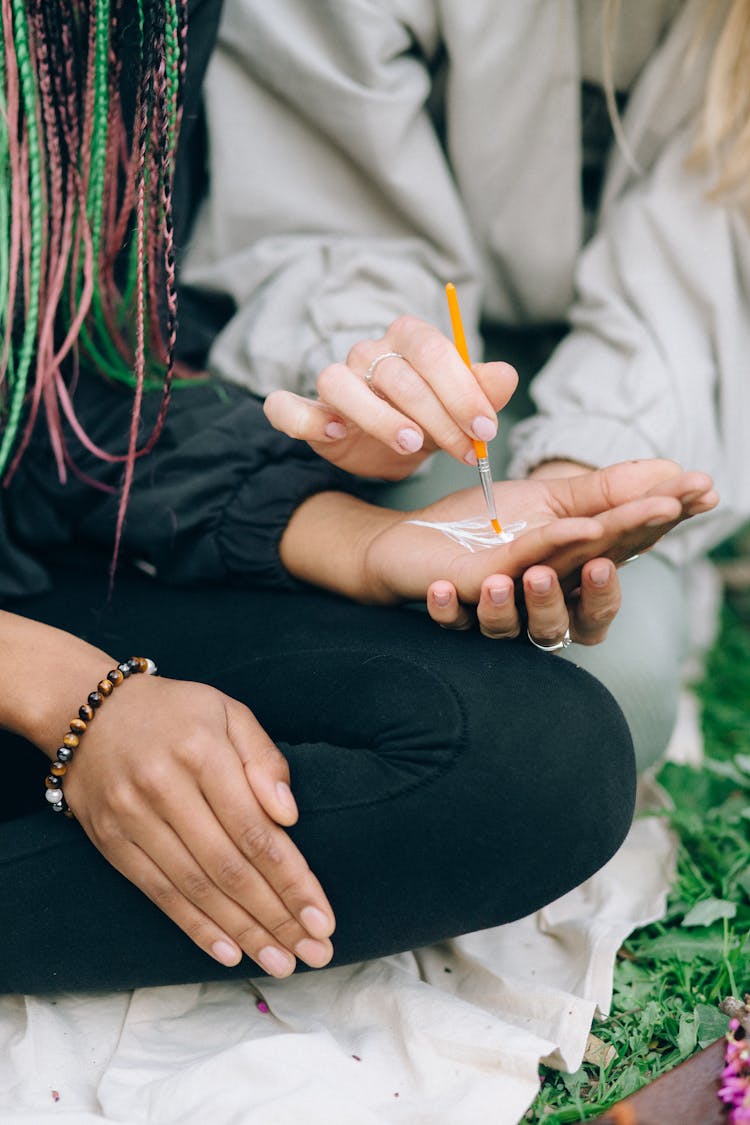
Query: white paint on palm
[[405, 517, 526, 551]]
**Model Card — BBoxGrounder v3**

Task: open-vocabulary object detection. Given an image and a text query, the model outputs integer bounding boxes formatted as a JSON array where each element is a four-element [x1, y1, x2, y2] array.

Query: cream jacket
[[184, 0, 748, 562]]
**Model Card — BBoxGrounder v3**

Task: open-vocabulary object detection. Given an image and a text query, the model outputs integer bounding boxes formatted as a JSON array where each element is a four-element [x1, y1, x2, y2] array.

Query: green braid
[[0, 15, 11, 390], [87, 0, 110, 259], [0, 0, 43, 476], [73, 0, 187, 391], [72, 0, 143, 384]]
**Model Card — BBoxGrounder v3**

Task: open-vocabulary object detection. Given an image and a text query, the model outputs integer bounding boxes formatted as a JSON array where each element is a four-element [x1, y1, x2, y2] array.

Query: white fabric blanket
[[0, 817, 675, 1125]]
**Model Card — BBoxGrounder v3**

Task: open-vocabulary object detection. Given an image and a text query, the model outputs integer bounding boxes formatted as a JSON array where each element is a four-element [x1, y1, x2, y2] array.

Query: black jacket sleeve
[[1, 374, 367, 596]]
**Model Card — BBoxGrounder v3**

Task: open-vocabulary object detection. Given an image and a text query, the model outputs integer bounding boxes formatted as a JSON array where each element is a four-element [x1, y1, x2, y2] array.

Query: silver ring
[[526, 626, 573, 653], [619, 554, 640, 567], [364, 351, 404, 394]]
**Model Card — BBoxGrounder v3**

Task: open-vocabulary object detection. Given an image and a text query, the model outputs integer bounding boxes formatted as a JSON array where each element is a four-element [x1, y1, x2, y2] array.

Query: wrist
[[0, 612, 117, 757], [44, 656, 158, 817], [280, 491, 402, 603]]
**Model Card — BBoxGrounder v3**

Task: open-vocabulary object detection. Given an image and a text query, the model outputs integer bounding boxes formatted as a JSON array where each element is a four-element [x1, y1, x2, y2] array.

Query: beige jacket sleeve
[[181, 0, 483, 397], [510, 1, 749, 563]]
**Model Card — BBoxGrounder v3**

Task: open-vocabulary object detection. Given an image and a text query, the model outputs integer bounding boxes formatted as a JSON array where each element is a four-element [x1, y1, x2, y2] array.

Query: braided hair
[[0, 0, 188, 570]]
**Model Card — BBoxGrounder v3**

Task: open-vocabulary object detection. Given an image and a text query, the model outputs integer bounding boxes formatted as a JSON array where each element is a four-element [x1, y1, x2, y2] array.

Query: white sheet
[[0, 817, 676, 1125]]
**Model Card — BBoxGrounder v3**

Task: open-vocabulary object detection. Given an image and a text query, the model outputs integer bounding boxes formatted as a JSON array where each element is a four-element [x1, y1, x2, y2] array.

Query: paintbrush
[[445, 282, 503, 535]]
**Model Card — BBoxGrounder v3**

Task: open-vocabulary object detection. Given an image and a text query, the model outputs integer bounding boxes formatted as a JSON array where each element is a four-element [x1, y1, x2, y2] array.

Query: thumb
[[555, 459, 684, 517], [225, 699, 299, 827]]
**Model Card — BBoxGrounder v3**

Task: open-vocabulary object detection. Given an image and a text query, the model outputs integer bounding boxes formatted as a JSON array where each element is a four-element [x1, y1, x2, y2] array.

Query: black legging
[[1, 563, 635, 993]]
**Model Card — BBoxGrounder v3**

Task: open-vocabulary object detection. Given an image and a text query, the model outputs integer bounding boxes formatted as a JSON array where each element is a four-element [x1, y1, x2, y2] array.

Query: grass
[[528, 553, 750, 1123]]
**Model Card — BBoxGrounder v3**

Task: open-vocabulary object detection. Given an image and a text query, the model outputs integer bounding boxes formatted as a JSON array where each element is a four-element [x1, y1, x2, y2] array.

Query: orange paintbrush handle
[[445, 282, 488, 460], [445, 282, 501, 535]]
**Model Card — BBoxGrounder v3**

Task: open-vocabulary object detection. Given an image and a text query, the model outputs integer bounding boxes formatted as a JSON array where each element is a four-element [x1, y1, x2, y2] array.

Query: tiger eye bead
[[48, 657, 157, 817]]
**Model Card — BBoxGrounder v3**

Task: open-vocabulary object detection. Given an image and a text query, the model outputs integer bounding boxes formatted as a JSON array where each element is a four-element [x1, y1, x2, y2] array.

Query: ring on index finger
[[364, 352, 405, 397]]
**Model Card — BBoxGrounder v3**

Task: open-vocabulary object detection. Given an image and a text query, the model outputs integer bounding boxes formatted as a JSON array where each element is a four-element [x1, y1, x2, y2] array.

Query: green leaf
[[682, 897, 737, 927], [710, 793, 750, 825], [606, 1063, 644, 1102], [677, 1011, 698, 1058], [638, 1000, 663, 1039], [695, 1003, 730, 1048], [559, 1067, 586, 1097], [703, 758, 750, 788], [644, 930, 726, 961], [658, 761, 737, 816], [737, 866, 750, 899]]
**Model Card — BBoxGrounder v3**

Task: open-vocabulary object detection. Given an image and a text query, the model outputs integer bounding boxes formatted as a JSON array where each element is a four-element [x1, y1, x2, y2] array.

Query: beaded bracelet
[[45, 656, 158, 816]]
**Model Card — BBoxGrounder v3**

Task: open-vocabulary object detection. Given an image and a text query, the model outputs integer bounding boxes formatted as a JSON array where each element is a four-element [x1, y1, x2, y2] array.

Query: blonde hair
[[604, 0, 750, 208], [692, 0, 750, 205]]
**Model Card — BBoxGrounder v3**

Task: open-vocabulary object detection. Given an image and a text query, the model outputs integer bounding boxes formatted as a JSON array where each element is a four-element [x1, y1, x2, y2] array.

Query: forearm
[[279, 491, 402, 604], [0, 612, 116, 756]]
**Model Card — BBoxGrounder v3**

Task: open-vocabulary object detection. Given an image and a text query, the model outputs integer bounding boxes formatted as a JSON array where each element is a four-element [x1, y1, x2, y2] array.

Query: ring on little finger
[[364, 352, 404, 397], [619, 554, 640, 567], [526, 627, 573, 653]]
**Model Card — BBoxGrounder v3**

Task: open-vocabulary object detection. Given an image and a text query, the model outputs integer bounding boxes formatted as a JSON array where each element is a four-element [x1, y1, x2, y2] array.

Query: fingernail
[[645, 516, 669, 527], [472, 416, 497, 442], [590, 563, 610, 587], [432, 590, 452, 607], [324, 421, 347, 439], [258, 946, 295, 977], [396, 427, 423, 453], [294, 938, 333, 968], [211, 939, 241, 967], [463, 449, 478, 466], [530, 574, 552, 594], [489, 585, 511, 606], [300, 905, 332, 938], [276, 781, 298, 817]]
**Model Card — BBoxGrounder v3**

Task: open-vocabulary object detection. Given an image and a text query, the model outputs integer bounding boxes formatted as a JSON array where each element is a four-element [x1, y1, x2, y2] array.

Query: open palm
[[364, 461, 718, 604]]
